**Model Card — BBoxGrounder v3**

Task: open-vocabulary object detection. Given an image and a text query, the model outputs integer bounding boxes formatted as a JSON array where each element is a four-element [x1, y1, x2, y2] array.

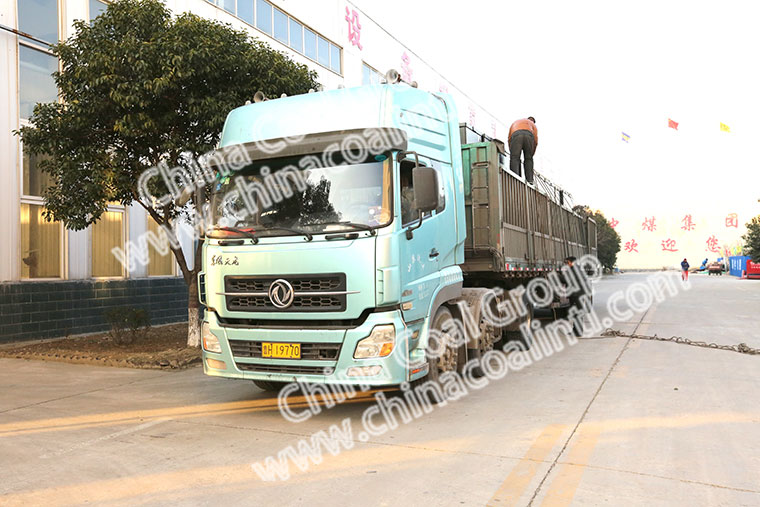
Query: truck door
[[398, 157, 446, 322]]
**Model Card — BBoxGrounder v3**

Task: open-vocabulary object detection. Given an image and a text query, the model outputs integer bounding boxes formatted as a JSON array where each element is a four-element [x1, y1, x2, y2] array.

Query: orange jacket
[[508, 118, 538, 149]]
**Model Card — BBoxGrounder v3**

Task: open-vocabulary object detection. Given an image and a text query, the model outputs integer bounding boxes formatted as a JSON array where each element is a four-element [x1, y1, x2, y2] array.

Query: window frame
[[362, 62, 384, 85], [18, 119, 67, 281], [90, 203, 128, 279], [145, 215, 177, 277], [88, 0, 110, 22]]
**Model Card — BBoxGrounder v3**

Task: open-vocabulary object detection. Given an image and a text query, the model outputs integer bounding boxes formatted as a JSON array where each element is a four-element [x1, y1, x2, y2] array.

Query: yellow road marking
[[0, 391, 381, 437], [540, 424, 601, 507], [488, 425, 567, 506]]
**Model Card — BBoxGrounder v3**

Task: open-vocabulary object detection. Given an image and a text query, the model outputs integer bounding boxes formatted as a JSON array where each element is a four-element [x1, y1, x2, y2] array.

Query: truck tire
[[252, 380, 287, 392], [468, 312, 499, 378], [415, 306, 459, 404]]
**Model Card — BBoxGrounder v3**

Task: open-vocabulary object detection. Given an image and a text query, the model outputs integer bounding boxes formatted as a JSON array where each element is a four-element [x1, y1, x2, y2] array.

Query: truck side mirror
[[412, 166, 439, 213]]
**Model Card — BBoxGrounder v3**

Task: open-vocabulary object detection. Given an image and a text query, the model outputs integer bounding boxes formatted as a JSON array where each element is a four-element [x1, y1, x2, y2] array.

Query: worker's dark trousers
[[509, 130, 535, 183]]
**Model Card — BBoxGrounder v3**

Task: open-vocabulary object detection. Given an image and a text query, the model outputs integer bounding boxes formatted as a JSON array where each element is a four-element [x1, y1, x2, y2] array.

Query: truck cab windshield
[[210, 152, 392, 237]]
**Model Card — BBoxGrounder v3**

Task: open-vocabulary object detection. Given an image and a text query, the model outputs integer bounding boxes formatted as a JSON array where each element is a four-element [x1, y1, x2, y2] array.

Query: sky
[[352, 0, 760, 268]]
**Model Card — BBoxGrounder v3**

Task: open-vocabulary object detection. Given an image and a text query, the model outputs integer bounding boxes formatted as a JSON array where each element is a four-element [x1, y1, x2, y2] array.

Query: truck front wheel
[[252, 380, 288, 392], [416, 306, 460, 403]]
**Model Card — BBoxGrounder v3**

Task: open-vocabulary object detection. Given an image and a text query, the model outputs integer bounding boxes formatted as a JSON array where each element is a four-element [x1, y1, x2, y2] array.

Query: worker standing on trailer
[[508, 116, 538, 184]]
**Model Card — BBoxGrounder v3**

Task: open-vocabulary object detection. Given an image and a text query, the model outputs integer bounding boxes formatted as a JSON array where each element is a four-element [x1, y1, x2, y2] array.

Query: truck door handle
[[429, 248, 439, 259]]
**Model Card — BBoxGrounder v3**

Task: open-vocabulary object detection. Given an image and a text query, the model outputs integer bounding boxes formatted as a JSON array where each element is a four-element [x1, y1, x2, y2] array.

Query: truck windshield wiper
[[257, 226, 313, 241], [319, 221, 377, 235], [210, 226, 259, 244]]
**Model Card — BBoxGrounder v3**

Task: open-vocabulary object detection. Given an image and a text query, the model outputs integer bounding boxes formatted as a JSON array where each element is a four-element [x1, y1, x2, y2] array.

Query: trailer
[[460, 132, 597, 286]]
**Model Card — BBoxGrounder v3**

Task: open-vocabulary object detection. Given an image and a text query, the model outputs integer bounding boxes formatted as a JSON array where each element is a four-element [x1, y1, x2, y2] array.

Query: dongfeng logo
[[268, 279, 295, 309]]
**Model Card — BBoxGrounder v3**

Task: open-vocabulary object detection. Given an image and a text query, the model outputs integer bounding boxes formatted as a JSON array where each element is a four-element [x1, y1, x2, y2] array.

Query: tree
[[743, 215, 760, 262], [573, 205, 621, 271], [18, 0, 320, 346]]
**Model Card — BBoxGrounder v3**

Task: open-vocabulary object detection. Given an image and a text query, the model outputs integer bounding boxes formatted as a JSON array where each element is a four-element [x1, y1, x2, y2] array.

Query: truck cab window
[[400, 158, 446, 226], [400, 159, 424, 225]]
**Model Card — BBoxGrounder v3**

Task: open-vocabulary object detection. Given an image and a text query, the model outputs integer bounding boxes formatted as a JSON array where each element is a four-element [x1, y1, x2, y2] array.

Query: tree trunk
[[187, 276, 201, 347]]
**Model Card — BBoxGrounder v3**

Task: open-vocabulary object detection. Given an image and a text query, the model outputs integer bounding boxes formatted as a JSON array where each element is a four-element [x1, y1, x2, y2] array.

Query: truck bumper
[[201, 310, 419, 386]]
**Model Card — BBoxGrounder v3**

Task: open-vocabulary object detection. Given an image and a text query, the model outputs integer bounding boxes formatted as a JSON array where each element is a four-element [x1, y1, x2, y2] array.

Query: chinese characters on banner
[[618, 213, 742, 260], [345, 7, 362, 49], [680, 214, 695, 231], [661, 239, 678, 252]]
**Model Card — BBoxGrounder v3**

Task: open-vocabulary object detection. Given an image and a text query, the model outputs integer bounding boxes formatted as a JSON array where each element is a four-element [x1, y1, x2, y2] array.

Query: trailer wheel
[[252, 380, 287, 392], [416, 306, 459, 403]]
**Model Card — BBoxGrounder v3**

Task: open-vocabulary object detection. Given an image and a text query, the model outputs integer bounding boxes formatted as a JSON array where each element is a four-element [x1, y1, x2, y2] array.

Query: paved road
[[1, 273, 758, 506]]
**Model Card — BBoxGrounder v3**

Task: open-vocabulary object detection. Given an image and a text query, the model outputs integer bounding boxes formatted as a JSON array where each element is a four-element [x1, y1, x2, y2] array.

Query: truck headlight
[[354, 325, 395, 359], [202, 322, 222, 353]]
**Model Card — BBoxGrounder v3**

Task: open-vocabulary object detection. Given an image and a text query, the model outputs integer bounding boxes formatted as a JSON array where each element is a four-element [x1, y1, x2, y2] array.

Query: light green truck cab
[[200, 84, 467, 387]]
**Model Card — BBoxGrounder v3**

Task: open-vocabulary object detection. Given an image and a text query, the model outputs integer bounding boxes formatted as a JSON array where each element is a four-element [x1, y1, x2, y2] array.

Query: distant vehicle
[[708, 262, 724, 275]]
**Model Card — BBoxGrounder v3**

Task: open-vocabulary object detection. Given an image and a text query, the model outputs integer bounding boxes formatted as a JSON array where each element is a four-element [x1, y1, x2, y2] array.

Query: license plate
[[262, 342, 301, 359]]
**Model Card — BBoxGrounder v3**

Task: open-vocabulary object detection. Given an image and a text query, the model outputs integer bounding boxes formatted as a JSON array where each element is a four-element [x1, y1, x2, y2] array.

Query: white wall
[[0, 1, 20, 282]]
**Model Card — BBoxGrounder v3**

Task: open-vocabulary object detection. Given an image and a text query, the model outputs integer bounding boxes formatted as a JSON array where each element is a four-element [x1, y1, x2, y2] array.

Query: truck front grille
[[229, 340, 342, 361], [224, 273, 346, 313], [235, 363, 335, 375]]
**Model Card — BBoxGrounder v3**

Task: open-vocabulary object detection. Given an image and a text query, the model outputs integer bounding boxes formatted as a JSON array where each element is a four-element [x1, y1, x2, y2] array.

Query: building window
[[23, 149, 55, 198], [330, 44, 341, 73], [238, 0, 254, 24], [205, 0, 341, 74], [147, 217, 175, 277], [89, 0, 108, 21], [18, 0, 58, 45], [222, 0, 236, 14], [288, 18, 303, 52], [303, 28, 317, 60], [255, 0, 272, 35], [317, 36, 329, 68], [19, 45, 58, 120], [92, 209, 125, 278], [362, 63, 383, 85], [273, 7, 288, 44], [20, 203, 62, 279]]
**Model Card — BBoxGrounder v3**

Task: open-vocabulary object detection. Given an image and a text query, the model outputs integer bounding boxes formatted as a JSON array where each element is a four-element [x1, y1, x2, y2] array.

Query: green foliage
[[573, 205, 621, 271], [104, 306, 151, 345], [18, 0, 318, 235], [743, 216, 760, 262]]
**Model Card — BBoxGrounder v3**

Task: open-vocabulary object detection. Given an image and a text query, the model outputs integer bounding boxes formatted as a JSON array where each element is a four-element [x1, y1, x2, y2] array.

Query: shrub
[[104, 307, 151, 345]]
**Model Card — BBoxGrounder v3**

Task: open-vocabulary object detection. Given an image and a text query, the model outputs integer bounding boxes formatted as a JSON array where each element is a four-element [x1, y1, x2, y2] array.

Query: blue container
[[729, 256, 749, 277]]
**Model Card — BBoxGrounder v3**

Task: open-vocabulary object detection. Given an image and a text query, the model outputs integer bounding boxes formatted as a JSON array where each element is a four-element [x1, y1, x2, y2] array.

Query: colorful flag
[[720, 122, 731, 132], [668, 118, 679, 130], [621, 132, 630, 143]]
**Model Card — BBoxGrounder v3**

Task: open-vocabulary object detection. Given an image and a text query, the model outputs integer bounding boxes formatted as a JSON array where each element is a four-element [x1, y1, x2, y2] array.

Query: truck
[[198, 78, 597, 392]]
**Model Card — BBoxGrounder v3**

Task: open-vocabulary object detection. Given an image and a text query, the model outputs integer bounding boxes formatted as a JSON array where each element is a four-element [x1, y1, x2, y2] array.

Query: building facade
[[0, 0, 507, 342]]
